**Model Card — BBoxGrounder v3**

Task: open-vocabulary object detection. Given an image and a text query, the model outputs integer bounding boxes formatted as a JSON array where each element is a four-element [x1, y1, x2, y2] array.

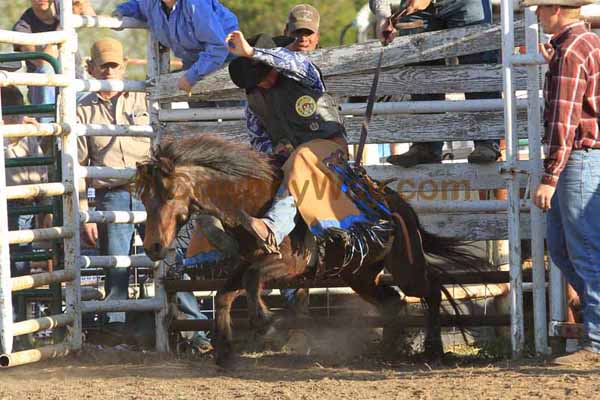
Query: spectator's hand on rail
[[225, 31, 255, 58], [72, 0, 96, 16], [21, 116, 40, 127], [405, 0, 433, 15], [539, 43, 554, 63], [533, 183, 555, 211], [376, 16, 397, 45], [111, 10, 125, 31], [82, 223, 98, 247], [177, 75, 193, 93]]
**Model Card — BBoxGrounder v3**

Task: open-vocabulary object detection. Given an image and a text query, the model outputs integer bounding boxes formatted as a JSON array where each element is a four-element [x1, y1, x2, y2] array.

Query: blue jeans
[[96, 189, 145, 302], [546, 149, 600, 353], [263, 185, 302, 308], [7, 201, 32, 278], [398, 0, 499, 155], [264, 184, 298, 246], [28, 63, 56, 123]]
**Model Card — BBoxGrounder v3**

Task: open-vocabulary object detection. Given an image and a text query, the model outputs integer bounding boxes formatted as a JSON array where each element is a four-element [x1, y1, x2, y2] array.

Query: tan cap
[[90, 38, 125, 66], [521, 0, 596, 7], [287, 4, 320, 33]]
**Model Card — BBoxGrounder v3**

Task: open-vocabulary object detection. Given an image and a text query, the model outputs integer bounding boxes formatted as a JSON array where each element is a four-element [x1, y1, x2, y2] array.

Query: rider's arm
[[251, 47, 325, 93], [245, 107, 273, 154], [370, 0, 392, 18], [114, 0, 147, 21]]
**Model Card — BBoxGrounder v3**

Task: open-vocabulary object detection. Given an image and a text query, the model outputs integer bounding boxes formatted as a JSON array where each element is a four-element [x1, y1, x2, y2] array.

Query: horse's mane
[[135, 134, 275, 198]]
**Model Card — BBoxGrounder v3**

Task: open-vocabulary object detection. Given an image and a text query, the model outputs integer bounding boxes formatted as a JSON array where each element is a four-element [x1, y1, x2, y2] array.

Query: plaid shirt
[[542, 21, 600, 187]]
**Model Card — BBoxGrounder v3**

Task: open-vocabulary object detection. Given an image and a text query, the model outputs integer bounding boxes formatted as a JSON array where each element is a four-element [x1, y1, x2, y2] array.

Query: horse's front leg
[[213, 268, 245, 368]]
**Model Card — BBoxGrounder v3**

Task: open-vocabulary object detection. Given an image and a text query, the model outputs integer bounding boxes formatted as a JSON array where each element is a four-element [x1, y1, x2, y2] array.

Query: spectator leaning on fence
[[530, 0, 600, 367], [77, 38, 151, 325], [370, 0, 501, 167], [76, 39, 211, 348], [113, 0, 239, 93], [12, 1, 95, 112]]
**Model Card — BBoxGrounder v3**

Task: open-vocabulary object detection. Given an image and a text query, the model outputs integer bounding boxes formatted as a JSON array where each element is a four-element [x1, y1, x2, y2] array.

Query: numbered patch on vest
[[295, 95, 317, 117]]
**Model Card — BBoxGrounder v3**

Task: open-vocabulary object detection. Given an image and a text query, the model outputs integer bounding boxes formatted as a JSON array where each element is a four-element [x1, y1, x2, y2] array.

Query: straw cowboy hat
[[521, 0, 596, 7]]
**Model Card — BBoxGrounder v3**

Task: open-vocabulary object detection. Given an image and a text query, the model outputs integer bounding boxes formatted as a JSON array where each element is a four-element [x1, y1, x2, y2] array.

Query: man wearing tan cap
[[77, 39, 211, 348], [284, 4, 320, 52], [77, 38, 151, 325], [526, 0, 600, 366]]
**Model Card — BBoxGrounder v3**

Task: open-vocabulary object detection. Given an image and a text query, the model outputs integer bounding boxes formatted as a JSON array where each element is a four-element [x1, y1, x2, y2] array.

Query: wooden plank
[[153, 65, 529, 101], [169, 315, 511, 331], [155, 21, 524, 102], [325, 65, 529, 98], [164, 271, 534, 293], [162, 110, 530, 144], [367, 161, 530, 192], [421, 213, 532, 240]]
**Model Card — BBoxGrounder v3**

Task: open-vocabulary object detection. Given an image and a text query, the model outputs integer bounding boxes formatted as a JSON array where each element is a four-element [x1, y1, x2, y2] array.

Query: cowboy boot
[[387, 143, 442, 168], [239, 211, 280, 254], [468, 142, 501, 164]]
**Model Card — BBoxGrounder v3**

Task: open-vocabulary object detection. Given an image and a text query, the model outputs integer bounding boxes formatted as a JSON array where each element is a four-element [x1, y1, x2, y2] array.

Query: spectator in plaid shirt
[[529, 0, 600, 366]]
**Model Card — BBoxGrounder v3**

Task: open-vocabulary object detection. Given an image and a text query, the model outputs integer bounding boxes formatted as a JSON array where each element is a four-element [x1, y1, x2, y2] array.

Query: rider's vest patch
[[295, 95, 317, 117]]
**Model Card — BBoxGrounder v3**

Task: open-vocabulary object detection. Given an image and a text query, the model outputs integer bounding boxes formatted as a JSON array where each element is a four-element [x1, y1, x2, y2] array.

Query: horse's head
[[135, 135, 277, 260], [135, 151, 193, 261]]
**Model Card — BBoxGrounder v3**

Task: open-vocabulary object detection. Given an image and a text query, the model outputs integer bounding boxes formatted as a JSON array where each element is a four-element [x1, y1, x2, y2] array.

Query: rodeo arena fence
[[0, 0, 581, 368]]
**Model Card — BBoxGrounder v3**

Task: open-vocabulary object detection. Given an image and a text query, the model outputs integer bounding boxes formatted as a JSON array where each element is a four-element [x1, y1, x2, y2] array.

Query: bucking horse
[[135, 134, 488, 367]]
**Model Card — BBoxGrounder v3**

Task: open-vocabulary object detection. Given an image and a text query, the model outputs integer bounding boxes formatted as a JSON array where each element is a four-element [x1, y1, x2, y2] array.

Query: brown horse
[[135, 135, 487, 367]]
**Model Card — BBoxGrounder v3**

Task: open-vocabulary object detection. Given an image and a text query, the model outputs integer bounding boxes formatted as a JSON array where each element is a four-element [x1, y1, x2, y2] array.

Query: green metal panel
[[2, 104, 55, 116], [5, 156, 55, 168], [1, 52, 65, 338], [0, 52, 61, 74], [10, 252, 53, 262], [7, 205, 54, 217]]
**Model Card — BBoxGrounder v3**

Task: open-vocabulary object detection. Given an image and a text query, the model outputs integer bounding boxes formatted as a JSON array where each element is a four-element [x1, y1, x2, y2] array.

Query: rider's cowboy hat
[[521, 0, 596, 7], [228, 34, 294, 90]]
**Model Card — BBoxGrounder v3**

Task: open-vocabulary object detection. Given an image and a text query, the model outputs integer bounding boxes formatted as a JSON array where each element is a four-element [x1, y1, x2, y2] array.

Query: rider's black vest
[[246, 74, 345, 148]]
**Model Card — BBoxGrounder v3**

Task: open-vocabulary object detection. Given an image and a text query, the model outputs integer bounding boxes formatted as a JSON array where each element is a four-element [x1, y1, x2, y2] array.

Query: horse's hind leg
[[341, 265, 405, 352], [423, 271, 444, 360]]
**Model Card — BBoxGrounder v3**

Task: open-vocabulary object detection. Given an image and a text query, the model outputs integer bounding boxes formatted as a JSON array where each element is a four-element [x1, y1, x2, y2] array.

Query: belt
[[95, 183, 134, 194], [395, 20, 425, 29]]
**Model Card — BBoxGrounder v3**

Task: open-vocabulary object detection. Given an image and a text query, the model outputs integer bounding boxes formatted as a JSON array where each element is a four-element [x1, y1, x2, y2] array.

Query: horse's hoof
[[282, 329, 311, 355], [215, 352, 237, 369], [424, 341, 445, 362]]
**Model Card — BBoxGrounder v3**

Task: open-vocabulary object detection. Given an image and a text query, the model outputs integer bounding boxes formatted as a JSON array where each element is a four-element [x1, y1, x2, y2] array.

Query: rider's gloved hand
[[376, 15, 397, 46]]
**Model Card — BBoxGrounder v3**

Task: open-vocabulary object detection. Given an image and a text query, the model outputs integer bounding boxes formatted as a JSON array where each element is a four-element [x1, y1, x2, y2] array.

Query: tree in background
[[226, 0, 364, 47], [1, 0, 369, 79]]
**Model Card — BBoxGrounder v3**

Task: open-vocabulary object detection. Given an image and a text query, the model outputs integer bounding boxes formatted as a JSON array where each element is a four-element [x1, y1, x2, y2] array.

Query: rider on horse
[[226, 31, 391, 258]]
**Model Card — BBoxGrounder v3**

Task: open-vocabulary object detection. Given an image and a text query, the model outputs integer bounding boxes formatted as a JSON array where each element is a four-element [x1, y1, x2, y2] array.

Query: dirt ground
[[1, 340, 600, 400]]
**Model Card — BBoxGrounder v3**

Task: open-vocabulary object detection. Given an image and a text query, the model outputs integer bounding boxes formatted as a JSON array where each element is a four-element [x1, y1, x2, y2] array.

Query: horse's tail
[[384, 186, 491, 276], [384, 187, 492, 343], [420, 228, 488, 275]]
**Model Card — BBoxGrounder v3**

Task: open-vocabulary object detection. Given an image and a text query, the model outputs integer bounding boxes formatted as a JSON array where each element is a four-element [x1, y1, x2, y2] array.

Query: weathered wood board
[[162, 110, 530, 144], [421, 213, 532, 240], [367, 160, 530, 192], [154, 20, 525, 102]]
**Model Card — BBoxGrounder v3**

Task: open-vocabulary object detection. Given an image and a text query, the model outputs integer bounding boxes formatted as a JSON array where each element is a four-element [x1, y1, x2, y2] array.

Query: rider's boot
[[239, 211, 280, 254]]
